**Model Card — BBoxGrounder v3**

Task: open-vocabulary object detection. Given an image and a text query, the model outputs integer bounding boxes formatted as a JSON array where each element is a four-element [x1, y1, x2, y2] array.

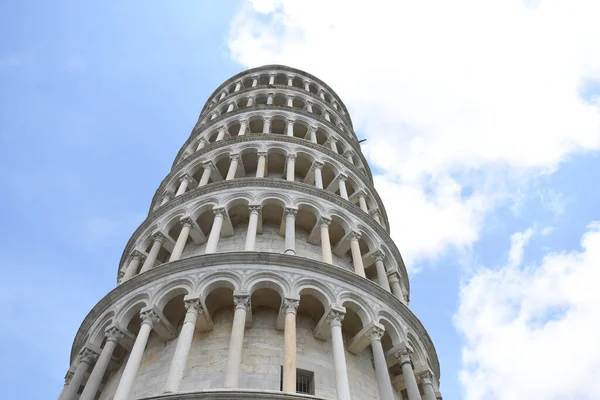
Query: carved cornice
[[199, 64, 353, 128], [130, 179, 402, 282], [71, 252, 436, 379]]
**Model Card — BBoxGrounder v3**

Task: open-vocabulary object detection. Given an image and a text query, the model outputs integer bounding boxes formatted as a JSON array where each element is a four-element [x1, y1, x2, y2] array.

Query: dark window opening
[[280, 366, 315, 395]]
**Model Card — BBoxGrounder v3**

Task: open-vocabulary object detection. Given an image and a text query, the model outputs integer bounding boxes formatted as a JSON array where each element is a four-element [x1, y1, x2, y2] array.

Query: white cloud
[[227, 0, 600, 267], [455, 223, 600, 399]]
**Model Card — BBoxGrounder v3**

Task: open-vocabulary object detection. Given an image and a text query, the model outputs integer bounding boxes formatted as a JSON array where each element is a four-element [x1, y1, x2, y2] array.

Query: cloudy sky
[[1, 1, 599, 399]]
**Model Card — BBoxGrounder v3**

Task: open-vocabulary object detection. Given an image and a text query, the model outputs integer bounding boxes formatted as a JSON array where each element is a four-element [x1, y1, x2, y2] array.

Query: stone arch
[[407, 331, 429, 369], [376, 310, 405, 346], [88, 311, 115, 347], [244, 271, 291, 299], [336, 292, 373, 325], [151, 278, 194, 310], [115, 293, 150, 328], [293, 278, 334, 307], [199, 271, 241, 300]]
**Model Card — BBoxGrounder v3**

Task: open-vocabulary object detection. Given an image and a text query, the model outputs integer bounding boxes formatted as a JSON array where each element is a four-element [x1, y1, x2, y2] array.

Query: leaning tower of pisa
[[59, 65, 442, 400]]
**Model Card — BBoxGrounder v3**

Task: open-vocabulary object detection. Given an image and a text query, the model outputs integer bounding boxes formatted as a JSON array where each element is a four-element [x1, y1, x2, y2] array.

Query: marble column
[[246, 96, 254, 107], [256, 152, 267, 178], [219, 91, 226, 100], [282, 299, 299, 392], [195, 139, 206, 151], [397, 350, 420, 400], [238, 119, 248, 136], [304, 80, 310, 91], [368, 326, 394, 400], [287, 96, 294, 107], [57, 372, 73, 400], [373, 251, 391, 292], [216, 127, 226, 141], [286, 118, 294, 136], [267, 93, 273, 105], [349, 232, 365, 278], [263, 117, 271, 133], [164, 299, 203, 393], [284, 208, 297, 255], [309, 126, 317, 143], [326, 309, 350, 400], [245, 205, 261, 251], [252, 76, 258, 87], [319, 90, 326, 100], [61, 349, 98, 400], [234, 81, 241, 92], [160, 190, 174, 206], [306, 102, 313, 113], [226, 154, 240, 180], [418, 370, 438, 400], [329, 139, 338, 153], [224, 295, 250, 388], [122, 251, 145, 282], [338, 176, 349, 200], [175, 175, 192, 197], [287, 76, 293, 86], [388, 273, 403, 299], [314, 161, 324, 189], [269, 75, 275, 85], [286, 154, 296, 181], [226, 103, 234, 113], [319, 217, 333, 264], [139, 233, 165, 273], [357, 191, 369, 212], [323, 110, 331, 122], [113, 309, 160, 400], [79, 328, 124, 400], [205, 208, 226, 254], [169, 218, 193, 262], [199, 162, 213, 186]]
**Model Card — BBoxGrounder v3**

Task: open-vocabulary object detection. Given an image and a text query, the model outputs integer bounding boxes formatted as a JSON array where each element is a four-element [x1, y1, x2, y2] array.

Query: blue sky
[[1, 1, 600, 399]]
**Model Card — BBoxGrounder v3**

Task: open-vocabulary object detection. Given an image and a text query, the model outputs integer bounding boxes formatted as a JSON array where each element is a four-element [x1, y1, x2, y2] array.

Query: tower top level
[[60, 66, 442, 400]]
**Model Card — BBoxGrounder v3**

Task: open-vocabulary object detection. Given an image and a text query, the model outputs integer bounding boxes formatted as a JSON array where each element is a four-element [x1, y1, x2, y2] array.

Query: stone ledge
[[143, 389, 328, 400]]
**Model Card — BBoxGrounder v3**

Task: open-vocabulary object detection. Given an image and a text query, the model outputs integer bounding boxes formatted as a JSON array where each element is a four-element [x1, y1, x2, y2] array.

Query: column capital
[[349, 230, 362, 241], [257, 151, 268, 158], [229, 153, 241, 162], [180, 217, 194, 228], [130, 249, 145, 262], [152, 231, 167, 243], [284, 207, 298, 217], [105, 326, 125, 343], [213, 207, 228, 218], [324, 308, 345, 327], [314, 160, 324, 169], [179, 174, 192, 184], [202, 161, 214, 170], [64, 371, 74, 385], [184, 298, 204, 314], [308, 125, 317, 132], [286, 153, 296, 161], [79, 348, 99, 364], [338, 173, 348, 181], [356, 189, 367, 198], [282, 298, 300, 314], [319, 216, 332, 227], [218, 125, 226, 133], [386, 269, 400, 283], [140, 309, 160, 327], [248, 205, 262, 215], [162, 190, 174, 199], [417, 369, 435, 386], [393, 344, 414, 366], [286, 117, 295, 124], [373, 249, 385, 262], [233, 295, 251, 311], [239, 118, 249, 125], [366, 325, 385, 342]]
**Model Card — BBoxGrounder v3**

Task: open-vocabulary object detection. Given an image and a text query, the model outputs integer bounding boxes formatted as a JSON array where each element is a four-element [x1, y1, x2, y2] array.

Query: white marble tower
[[59, 65, 442, 400]]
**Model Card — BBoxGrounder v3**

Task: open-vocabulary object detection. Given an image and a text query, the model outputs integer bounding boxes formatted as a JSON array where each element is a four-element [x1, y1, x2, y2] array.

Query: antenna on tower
[[359, 139, 367, 144]]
